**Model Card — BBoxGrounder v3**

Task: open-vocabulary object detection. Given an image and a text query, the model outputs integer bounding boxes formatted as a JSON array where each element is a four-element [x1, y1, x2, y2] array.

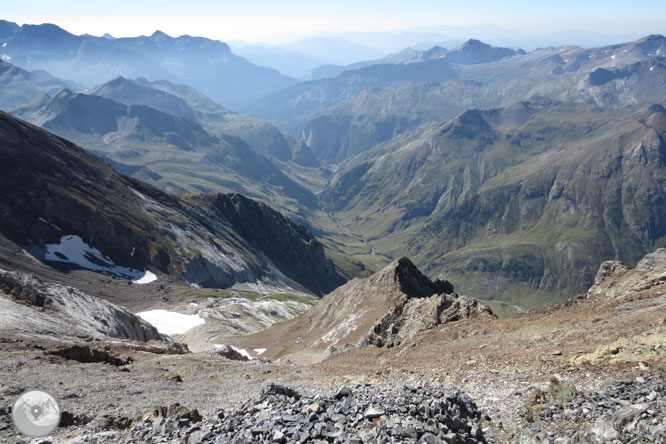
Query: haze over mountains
[[1, 14, 666, 443], [0, 20, 296, 110], [2, 19, 666, 311]]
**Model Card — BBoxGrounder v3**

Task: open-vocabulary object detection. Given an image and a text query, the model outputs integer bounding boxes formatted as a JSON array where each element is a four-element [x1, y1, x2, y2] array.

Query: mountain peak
[[54, 88, 76, 99], [649, 104, 666, 114], [105, 75, 133, 86], [0, 19, 19, 39], [443, 109, 494, 140], [638, 34, 666, 43], [461, 38, 487, 48], [150, 30, 170, 40], [372, 257, 453, 299], [445, 39, 516, 65]]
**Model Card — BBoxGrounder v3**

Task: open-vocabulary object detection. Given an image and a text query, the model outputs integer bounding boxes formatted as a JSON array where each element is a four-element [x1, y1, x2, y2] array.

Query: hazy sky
[[4, 0, 665, 44]]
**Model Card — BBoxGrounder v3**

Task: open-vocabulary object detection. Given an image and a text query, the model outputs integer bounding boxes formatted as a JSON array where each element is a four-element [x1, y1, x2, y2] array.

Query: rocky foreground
[[1, 250, 666, 443]]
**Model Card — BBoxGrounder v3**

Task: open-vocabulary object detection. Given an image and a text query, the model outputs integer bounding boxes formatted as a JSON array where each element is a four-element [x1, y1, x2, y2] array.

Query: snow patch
[[44, 235, 150, 281], [230, 345, 253, 360], [38, 217, 61, 231], [189, 302, 199, 307], [132, 189, 147, 200], [2, 55, 10, 61], [254, 348, 267, 355], [651, 66, 655, 71], [130, 247, 135, 257], [136, 309, 204, 335], [133, 271, 157, 284], [316, 310, 366, 346], [1, 43, 6, 48], [214, 343, 254, 360]]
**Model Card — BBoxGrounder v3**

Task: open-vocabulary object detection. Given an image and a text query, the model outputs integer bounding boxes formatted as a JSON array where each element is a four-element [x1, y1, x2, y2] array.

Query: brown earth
[[0, 254, 665, 443]]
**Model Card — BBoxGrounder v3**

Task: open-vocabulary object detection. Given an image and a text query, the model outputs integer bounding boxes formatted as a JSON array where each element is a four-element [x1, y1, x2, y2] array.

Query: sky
[[3, 0, 665, 45]]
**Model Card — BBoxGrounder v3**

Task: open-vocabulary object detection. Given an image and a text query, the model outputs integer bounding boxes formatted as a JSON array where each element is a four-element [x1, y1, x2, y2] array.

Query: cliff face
[[191, 193, 344, 295], [320, 100, 666, 306]]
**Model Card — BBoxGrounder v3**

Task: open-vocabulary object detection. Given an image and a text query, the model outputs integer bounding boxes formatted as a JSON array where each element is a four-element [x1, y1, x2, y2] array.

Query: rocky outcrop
[[0, 269, 173, 344], [636, 248, 666, 272], [593, 260, 632, 286], [587, 248, 666, 300], [268, 257, 493, 360], [214, 344, 249, 361], [360, 281, 494, 348]]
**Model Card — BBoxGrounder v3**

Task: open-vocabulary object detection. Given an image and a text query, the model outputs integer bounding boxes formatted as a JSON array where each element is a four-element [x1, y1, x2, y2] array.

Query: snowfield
[[44, 235, 157, 284], [133, 271, 157, 284], [136, 310, 205, 335]]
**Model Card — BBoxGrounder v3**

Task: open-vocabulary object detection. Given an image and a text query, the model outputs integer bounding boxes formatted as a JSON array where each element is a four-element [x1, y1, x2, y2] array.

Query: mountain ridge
[[0, 111, 343, 295], [0, 20, 297, 109], [319, 99, 666, 307]]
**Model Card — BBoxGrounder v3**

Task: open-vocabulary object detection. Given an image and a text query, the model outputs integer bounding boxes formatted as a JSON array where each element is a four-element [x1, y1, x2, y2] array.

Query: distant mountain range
[[0, 20, 297, 109], [0, 60, 73, 110], [244, 38, 528, 127], [304, 39, 522, 80], [269, 35, 666, 164], [87, 76, 293, 161]]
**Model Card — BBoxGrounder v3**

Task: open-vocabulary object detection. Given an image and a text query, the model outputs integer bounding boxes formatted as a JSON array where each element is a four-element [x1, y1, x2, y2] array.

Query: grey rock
[[636, 248, 666, 272], [0, 269, 172, 344], [612, 403, 649, 433], [335, 386, 353, 400], [364, 407, 385, 419], [272, 430, 285, 443], [214, 344, 249, 361], [593, 260, 630, 285]]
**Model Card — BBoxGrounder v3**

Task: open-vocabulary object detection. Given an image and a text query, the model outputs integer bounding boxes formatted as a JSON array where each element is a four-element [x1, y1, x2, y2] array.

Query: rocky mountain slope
[[0, 60, 71, 111], [0, 269, 171, 344], [0, 20, 297, 109], [320, 99, 666, 307], [235, 257, 492, 364], [246, 58, 458, 128], [89, 76, 293, 160], [10, 89, 315, 207], [276, 35, 666, 164], [0, 111, 343, 295], [0, 244, 664, 444]]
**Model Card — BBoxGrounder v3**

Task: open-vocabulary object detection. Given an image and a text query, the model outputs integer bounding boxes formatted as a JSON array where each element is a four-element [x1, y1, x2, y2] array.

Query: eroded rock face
[[593, 260, 632, 285], [0, 269, 171, 344], [360, 286, 494, 348], [636, 248, 666, 272], [587, 248, 666, 300], [0, 112, 344, 297], [292, 257, 493, 353]]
